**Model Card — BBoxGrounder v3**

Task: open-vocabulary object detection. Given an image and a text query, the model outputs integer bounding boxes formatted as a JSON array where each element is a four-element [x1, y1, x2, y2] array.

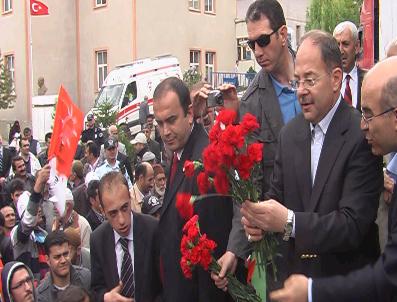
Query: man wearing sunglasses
[[242, 29, 382, 292]]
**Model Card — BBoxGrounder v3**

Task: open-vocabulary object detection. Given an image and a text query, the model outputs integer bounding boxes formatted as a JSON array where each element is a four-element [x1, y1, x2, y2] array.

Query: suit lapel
[[356, 68, 366, 111], [293, 118, 312, 210], [105, 224, 119, 286], [133, 213, 145, 301], [308, 102, 349, 211]]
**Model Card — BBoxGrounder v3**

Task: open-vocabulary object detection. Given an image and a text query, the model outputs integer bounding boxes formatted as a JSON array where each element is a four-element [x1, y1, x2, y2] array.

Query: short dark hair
[[57, 285, 91, 302], [246, 0, 286, 31], [382, 76, 397, 110], [9, 178, 25, 194], [23, 127, 31, 135], [11, 156, 24, 171], [135, 163, 148, 180], [45, 132, 52, 142], [153, 77, 191, 115], [98, 172, 129, 209], [146, 114, 154, 120], [87, 180, 100, 200], [18, 137, 29, 148], [44, 230, 69, 255], [300, 30, 342, 72], [85, 141, 100, 158]]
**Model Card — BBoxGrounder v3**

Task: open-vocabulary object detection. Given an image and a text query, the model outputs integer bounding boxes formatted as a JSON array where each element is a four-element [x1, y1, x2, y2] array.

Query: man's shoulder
[[37, 275, 51, 293], [134, 212, 158, 230], [241, 69, 271, 102], [72, 265, 91, 278]]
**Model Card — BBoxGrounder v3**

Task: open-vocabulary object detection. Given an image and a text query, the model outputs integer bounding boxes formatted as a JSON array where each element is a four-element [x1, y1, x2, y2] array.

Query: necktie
[[0, 148, 3, 174], [344, 74, 352, 106], [120, 238, 135, 298], [169, 153, 178, 185]]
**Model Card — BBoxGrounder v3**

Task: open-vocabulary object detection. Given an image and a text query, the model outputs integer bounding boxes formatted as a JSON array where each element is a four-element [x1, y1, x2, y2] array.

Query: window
[[205, 52, 215, 84], [189, 50, 201, 69], [188, 0, 199, 10], [96, 50, 108, 91], [237, 38, 252, 61], [3, 0, 12, 13], [5, 54, 15, 89], [95, 0, 106, 7], [204, 0, 213, 12]]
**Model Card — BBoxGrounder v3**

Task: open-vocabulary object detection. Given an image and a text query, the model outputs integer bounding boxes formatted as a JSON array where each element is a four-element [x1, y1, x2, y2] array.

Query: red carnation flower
[[183, 215, 199, 232], [246, 257, 256, 285], [217, 109, 237, 126], [241, 113, 260, 134], [180, 257, 192, 279], [197, 171, 211, 195], [176, 193, 194, 220], [247, 142, 263, 163], [183, 160, 196, 177], [214, 171, 229, 195]]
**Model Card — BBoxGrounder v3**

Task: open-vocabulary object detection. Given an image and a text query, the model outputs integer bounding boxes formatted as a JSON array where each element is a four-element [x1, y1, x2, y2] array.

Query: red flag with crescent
[[30, 0, 49, 15], [48, 86, 84, 177]]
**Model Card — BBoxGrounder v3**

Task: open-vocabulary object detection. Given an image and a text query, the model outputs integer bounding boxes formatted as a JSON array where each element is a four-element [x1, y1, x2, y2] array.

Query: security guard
[[81, 114, 104, 146]]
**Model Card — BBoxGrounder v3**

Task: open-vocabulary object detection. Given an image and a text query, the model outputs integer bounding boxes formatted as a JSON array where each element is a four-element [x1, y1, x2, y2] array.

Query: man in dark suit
[[242, 30, 383, 287], [268, 56, 397, 302], [0, 135, 13, 205], [333, 21, 366, 111], [153, 77, 248, 302], [90, 171, 160, 302]]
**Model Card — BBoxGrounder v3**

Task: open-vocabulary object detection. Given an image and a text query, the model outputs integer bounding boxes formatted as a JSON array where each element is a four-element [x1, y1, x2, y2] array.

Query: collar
[[343, 65, 358, 83], [91, 157, 100, 168], [113, 212, 134, 244], [174, 123, 194, 160], [269, 73, 295, 97], [133, 183, 145, 200], [310, 97, 341, 134], [105, 159, 120, 168]]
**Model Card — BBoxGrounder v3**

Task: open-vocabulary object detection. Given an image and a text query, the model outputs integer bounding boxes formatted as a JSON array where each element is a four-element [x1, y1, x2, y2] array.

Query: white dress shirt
[[113, 212, 134, 278], [341, 65, 358, 108]]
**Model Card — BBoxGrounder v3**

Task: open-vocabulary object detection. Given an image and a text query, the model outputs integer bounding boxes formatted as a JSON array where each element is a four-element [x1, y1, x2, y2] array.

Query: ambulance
[[92, 54, 182, 134]]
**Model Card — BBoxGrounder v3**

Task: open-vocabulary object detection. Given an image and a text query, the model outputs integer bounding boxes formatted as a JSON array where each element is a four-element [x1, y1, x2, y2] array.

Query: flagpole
[[27, 0, 34, 123]]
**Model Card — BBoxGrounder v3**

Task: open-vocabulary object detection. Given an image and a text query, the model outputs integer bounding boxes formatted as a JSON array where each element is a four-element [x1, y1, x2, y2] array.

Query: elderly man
[[333, 21, 366, 110], [108, 125, 126, 154], [241, 30, 382, 288], [269, 56, 397, 302], [130, 162, 154, 213]]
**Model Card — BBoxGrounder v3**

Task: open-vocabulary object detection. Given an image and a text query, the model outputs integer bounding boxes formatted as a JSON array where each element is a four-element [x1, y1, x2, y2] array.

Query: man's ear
[[45, 254, 50, 266], [188, 104, 194, 125]]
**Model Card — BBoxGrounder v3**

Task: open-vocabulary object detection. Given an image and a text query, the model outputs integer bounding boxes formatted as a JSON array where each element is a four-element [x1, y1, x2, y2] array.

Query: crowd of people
[[0, 0, 397, 301]]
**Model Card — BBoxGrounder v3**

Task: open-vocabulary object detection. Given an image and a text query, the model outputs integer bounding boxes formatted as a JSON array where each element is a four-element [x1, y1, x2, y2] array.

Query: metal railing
[[210, 72, 256, 90]]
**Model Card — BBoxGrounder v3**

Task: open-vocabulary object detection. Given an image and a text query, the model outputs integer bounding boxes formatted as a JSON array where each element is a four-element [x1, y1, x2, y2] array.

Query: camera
[[207, 90, 224, 108]]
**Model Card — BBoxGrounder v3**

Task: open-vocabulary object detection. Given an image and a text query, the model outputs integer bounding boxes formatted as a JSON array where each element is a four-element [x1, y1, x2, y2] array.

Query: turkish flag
[[30, 0, 49, 15], [48, 86, 84, 177]]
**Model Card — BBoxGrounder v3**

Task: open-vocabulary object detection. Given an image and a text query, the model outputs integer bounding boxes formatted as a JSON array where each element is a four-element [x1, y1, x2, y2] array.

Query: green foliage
[[306, 0, 363, 33], [183, 66, 202, 89], [95, 100, 117, 129], [118, 125, 136, 164], [0, 57, 16, 110]]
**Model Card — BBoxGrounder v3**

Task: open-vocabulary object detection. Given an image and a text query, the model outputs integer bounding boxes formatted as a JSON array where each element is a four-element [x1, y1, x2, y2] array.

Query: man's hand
[[270, 274, 308, 302], [218, 84, 239, 112], [192, 84, 212, 118], [241, 199, 288, 233], [33, 164, 50, 194], [210, 251, 237, 291], [104, 282, 134, 302]]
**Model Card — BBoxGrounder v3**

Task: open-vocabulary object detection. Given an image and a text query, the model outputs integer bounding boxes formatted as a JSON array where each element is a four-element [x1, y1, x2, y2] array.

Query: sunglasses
[[247, 26, 281, 51]]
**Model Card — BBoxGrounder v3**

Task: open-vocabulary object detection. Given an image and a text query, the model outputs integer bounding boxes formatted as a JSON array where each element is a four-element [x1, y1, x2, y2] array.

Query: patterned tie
[[0, 148, 3, 174], [120, 238, 135, 298], [344, 74, 352, 106], [169, 153, 179, 186]]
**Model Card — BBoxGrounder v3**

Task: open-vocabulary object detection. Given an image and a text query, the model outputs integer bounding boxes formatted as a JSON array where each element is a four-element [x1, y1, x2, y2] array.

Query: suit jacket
[[268, 100, 383, 284], [0, 146, 12, 178], [86, 208, 103, 231], [158, 123, 248, 302], [239, 68, 285, 198], [90, 212, 161, 302], [313, 191, 397, 301]]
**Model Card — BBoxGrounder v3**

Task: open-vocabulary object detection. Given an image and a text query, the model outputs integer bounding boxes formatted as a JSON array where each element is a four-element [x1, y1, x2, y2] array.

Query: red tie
[[344, 74, 352, 106], [169, 153, 178, 185]]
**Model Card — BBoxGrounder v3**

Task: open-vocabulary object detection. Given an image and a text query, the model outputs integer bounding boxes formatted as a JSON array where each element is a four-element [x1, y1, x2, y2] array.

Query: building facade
[[0, 0, 236, 140]]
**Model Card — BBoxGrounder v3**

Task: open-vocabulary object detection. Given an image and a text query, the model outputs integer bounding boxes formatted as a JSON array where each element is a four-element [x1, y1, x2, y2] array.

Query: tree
[[306, 0, 363, 33], [95, 100, 117, 129], [0, 56, 16, 109]]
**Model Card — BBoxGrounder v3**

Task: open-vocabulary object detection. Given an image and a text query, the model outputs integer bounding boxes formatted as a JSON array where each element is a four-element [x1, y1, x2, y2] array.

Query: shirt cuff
[[308, 278, 313, 302]]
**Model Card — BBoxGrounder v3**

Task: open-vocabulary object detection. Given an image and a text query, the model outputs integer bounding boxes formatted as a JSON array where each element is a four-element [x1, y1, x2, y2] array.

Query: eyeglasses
[[247, 26, 281, 50], [11, 275, 33, 290], [361, 107, 397, 127], [289, 74, 328, 91]]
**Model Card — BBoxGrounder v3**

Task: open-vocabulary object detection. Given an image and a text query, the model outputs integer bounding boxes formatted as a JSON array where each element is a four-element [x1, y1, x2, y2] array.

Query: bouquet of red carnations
[[181, 215, 261, 302], [179, 109, 278, 282]]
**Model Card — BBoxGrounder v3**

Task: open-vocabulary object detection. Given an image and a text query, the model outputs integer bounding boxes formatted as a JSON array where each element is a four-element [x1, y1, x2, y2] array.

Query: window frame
[[237, 38, 252, 61], [4, 54, 15, 91], [204, 0, 215, 13], [94, 0, 107, 9], [95, 50, 108, 92], [2, 0, 12, 14], [189, 49, 201, 70], [205, 51, 216, 84], [188, 0, 200, 11]]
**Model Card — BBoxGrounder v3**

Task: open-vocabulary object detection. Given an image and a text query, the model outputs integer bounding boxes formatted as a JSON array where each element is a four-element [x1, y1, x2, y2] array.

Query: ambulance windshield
[[96, 84, 124, 107]]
